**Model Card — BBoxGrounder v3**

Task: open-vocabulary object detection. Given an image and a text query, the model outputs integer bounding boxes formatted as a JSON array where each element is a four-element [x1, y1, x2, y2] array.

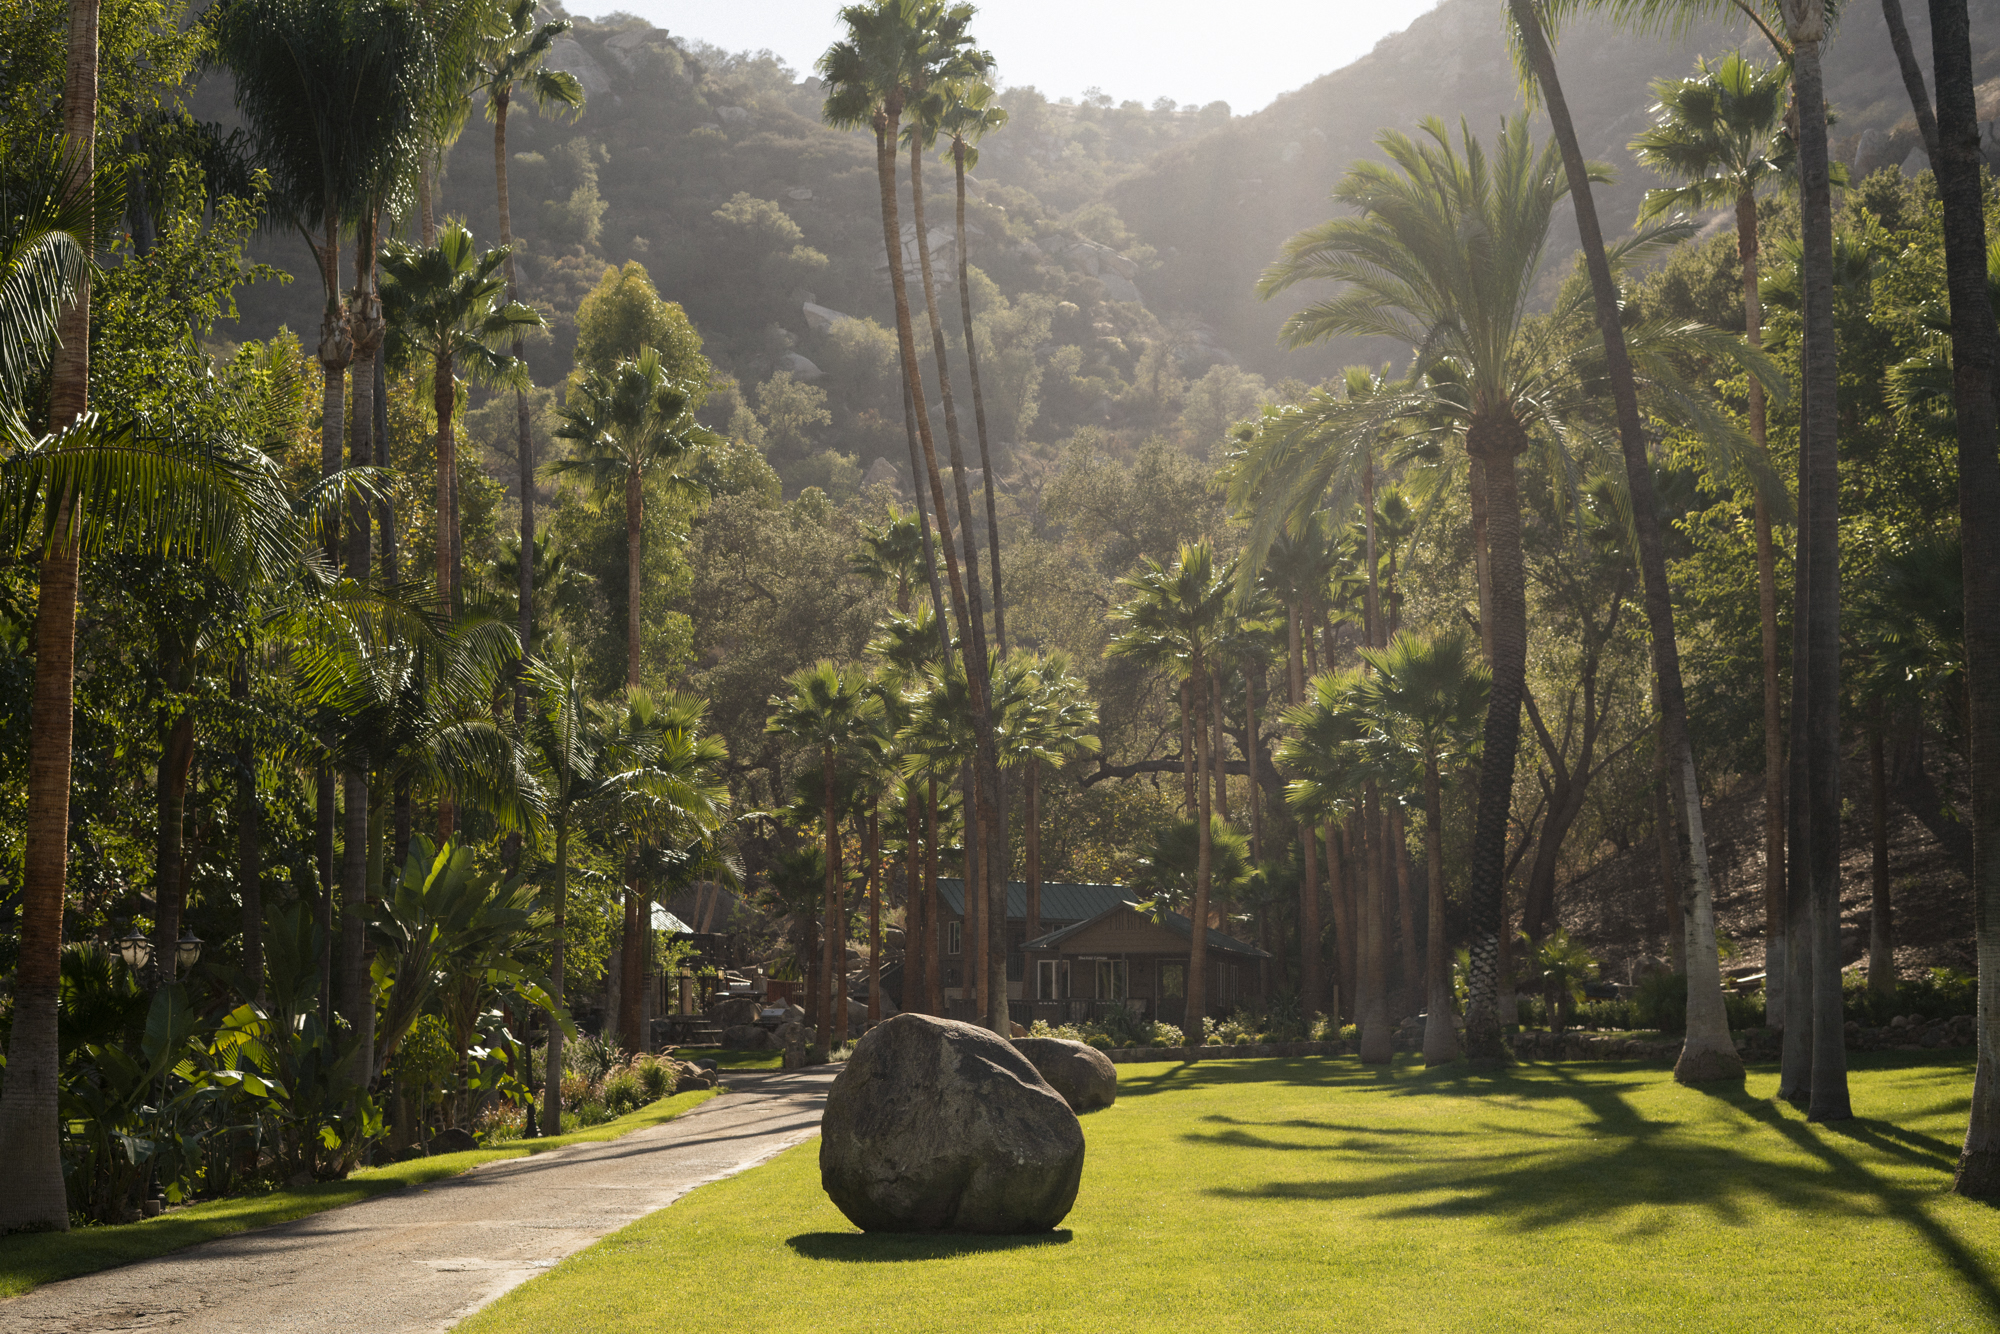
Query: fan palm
[[1278, 670, 1389, 1054], [852, 503, 928, 613], [1004, 651, 1099, 940], [1631, 49, 1794, 1030], [1356, 632, 1489, 1066], [1110, 540, 1230, 1039], [379, 220, 543, 607], [551, 345, 715, 690], [767, 662, 884, 1059]]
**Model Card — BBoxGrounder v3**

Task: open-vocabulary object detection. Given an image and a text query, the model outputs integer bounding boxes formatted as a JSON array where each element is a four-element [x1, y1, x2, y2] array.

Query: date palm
[[1245, 114, 1760, 1075], [768, 662, 884, 1059], [552, 345, 714, 691], [1631, 49, 1794, 1030], [380, 220, 541, 609], [1356, 632, 1489, 1066]]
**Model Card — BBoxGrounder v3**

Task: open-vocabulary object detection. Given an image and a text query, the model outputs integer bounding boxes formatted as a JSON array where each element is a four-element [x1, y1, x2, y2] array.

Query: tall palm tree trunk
[[1245, 664, 1262, 862], [835, 831, 850, 1045], [1185, 660, 1213, 1042], [906, 135, 1006, 1035], [1740, 184, 1789, 1033], [1393, 808, 1418, 1015], [1507, 0, 1740, 1084], [1787, 15, 1851, 1122], [1213, 669, 1230, 825], [1329, 819, 1354, 1021], [1026, 759, 1042, 940], [1922, 0, 2000, 1194], [0, 0, 98, 1231], [1358, 783, 1393, 1063], [235, 655, 264, 1000], [867, 805, 882, 1025], [1422, 758, 1461, 1065], [818, 747, 838, 1061], [542, 824, 568, 1135], [904, 791, 926, 1014], [618, 863, 647, 1055], [1869, 708, 1895, 996], [435, 351, 458, 604], [925, 775, 942, 1014], [495, 83, 536, 735], [625, 462, 643, 688], [1460, 424, 1528, 1068], [953, 140, 1005, 657], [1291, 604, 1324, 1017], [1181, 679, 1195, 814], [1883, 0, 1940, 160]]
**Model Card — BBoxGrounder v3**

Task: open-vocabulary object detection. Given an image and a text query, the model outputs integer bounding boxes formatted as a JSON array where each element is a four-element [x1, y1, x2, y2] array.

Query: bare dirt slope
[[1554, 773, 1973, 990]]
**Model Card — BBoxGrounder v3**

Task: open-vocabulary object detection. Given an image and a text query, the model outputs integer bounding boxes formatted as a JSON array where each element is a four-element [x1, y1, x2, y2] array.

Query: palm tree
[[1110, 541, 1229, 1039], [867, 605, 948, 1013], [767, 662, 884, 1060], [1245, 115, 1758, 1076], [1279, 672, 1385, 1056], [520, 649, 637, 1134], [552, 345, 713, 691], [935, 77, 1010, 653], [1259, 514, 1341, 1017], [820, 5, 1009, 1034], [1357, 632, 1489, 1066], [607, 689, 731, 1056], [1503, 0, 1767, 1092], [1004, 652, 1099, 941], [1630, 49, 1793, 1030], [379, 219, 543, 608], [1535, 928, 1598, 1036], [852, 503, 927, 613], [471, 0, 583, 717]]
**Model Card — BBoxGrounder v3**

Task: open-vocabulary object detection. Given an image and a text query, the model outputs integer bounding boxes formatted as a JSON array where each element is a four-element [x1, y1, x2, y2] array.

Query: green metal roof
[[1020, 901, 1273, 960], [934, 878, 1129, 923]]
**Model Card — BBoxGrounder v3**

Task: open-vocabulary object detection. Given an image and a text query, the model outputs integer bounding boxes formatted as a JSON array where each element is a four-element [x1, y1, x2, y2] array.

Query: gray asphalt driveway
[[0, 1067, 835, 1333]]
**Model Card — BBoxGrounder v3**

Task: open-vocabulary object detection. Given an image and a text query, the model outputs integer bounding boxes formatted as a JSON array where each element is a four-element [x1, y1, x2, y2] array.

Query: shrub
[[1842, 968, 1975, 1025], [1634, 972, 1688, 1033], [559, 1072, 596, 1110], [636, 1056, 674, 1100], [570, 1097, 612, 1128], [601, 1069, 644, 1115]]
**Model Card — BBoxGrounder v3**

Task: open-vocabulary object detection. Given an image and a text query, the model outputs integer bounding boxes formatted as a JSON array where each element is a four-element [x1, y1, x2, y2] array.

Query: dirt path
[[0, 1067, 835, 1333]]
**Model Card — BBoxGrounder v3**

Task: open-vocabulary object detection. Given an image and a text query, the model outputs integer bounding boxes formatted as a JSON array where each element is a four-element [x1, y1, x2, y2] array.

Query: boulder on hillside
[[820, 1013, 1084, 1233], [1011, 1037, 1117, 1113]]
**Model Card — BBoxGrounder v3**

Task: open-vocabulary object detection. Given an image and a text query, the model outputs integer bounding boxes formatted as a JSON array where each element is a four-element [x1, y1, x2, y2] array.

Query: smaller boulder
[[721, 1023, 771, 1049], [1008, 1037, 1117, 1113], [713, 997, 762, 1028]]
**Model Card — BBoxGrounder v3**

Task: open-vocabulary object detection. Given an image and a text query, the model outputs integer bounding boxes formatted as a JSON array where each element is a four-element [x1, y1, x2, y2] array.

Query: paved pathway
[[0, 1068, 836, 1333]]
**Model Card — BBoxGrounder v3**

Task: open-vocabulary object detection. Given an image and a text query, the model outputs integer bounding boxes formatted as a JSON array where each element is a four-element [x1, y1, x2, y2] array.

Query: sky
[[582, 0, 1445, 115]]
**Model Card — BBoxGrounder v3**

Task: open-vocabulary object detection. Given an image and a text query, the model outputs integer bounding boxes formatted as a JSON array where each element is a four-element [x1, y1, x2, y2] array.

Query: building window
[[1096, 959, 1128, 1001], [1037, 959, 1068, 1000], [947, 920, 962, 955], [1161, 963, 1184, 1000]]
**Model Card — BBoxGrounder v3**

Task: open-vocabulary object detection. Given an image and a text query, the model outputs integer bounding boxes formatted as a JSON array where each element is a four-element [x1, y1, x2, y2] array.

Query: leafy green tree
[[1357, 632, 1489, 1065], [571, 262, 705, 381]]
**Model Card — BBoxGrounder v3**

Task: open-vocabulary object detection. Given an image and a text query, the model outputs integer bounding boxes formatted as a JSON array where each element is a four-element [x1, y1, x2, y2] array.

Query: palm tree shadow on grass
[[786, 1230, 1073, 1262], [1194, 1067, 2000, 1318]]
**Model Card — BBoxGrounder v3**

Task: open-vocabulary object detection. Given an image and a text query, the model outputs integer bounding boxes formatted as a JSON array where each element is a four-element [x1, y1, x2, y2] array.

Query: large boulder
[[820, 1014, 1084, 1233], [713, 997, 762, 1029], [1011, 1037, 1117, 1113]]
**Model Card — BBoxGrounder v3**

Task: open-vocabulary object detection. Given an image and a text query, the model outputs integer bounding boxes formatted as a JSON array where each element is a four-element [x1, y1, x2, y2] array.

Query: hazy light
[[583, 0, 1445, 115]]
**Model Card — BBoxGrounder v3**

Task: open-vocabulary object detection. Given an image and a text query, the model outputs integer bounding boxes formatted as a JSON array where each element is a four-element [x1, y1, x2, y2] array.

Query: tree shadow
[[785, 1230, 1074, 1263], [1196, 1065, 1999, 1318]]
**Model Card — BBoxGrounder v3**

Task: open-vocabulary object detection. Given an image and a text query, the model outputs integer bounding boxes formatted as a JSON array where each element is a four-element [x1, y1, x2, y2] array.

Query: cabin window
[[1096, 960, 1128, 1001], [1037, 959, 1069, 1000], [1161, 963, 1185, 1000], [947, 921, 961, 955]]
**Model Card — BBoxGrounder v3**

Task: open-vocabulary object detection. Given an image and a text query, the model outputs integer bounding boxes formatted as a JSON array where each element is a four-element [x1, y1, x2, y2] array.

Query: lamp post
[[114, 924, 201, 1216]]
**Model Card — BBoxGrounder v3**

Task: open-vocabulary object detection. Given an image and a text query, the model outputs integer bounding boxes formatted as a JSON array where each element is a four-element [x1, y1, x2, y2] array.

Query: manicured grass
[[461, 1054, 1999, 1333], [675, 1045, 784, 1070], [0, 1087, 718, 1299]]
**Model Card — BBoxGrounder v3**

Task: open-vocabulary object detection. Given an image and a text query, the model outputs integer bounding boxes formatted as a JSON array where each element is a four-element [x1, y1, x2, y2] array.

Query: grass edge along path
[[0, 1086, 720, 1300], [461, 1053, 1998, 1334]]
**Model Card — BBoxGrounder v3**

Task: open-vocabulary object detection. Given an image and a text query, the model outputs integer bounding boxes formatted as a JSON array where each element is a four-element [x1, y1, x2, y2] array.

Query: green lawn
[[674, 1045, 784, 1070], [0, 1086, 718, 1299], [461, 1054, 1999, 1333]]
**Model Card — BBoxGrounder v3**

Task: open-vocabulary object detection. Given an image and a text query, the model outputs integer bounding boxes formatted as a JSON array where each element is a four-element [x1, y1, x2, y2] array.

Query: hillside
[[203, 0, 1988, 494]]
